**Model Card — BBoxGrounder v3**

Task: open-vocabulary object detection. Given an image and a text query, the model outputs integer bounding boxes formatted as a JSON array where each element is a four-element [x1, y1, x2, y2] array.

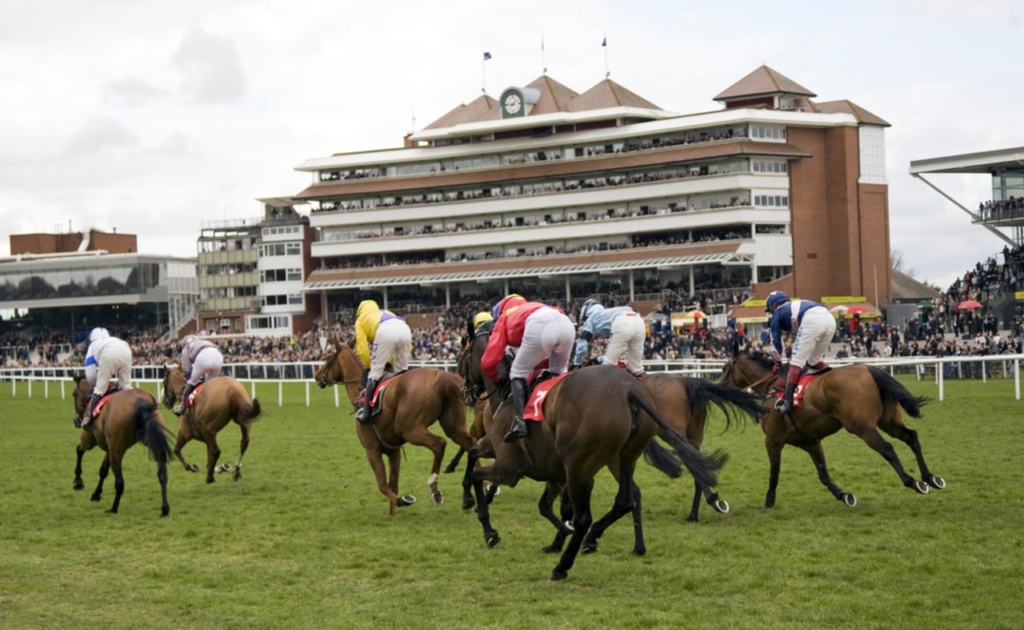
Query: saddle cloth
[[359, 374, 399, 417], [90, 388, 120, 419], [774, 373, 820, 409], [184, 382, 207, 410], [524, 371, 572, 422]]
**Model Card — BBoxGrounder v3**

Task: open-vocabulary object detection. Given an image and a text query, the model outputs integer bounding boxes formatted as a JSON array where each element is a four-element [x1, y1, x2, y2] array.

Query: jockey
[[765, 290, 837, 413], [572, 298, 646, 378], [174, 335, 224, 415], [354, 299, 412, 423], [81, 327, 133, 428], [482, 294, 575, 442]]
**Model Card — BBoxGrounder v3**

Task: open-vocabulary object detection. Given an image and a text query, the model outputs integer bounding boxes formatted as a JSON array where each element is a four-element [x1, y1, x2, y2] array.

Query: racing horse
[[72, 375, 172, 516], [314, 334, 477, 516], [160, 365, 262, 483], [719, 347, 946, 508], [457, 324, 760, 526], [464, 363, 728, 581]]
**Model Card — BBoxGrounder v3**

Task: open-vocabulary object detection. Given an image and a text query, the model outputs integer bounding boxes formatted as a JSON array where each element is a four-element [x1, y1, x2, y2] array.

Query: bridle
[[315, 347, 364, 393]]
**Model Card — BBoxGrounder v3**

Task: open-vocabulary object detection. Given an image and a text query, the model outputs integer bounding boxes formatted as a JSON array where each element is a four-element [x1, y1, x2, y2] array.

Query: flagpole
[[603, 34, 609, 78], [541, 31, 547, 74]]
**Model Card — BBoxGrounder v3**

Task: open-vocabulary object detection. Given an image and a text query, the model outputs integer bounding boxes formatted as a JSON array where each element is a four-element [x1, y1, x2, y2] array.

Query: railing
[[4, 354, 1024, 407]]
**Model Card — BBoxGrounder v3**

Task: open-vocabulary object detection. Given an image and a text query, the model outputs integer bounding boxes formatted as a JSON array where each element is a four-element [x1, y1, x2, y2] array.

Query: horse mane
[[745, 349, 776, 373]]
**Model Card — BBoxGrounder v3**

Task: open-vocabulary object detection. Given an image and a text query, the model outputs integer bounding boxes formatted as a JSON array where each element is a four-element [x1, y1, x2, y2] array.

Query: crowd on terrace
[[5, 243, 1024, 372]]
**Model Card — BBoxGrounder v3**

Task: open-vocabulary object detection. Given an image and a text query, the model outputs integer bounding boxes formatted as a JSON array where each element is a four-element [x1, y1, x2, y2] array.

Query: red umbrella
[[846, 305, 869, 315], [958, 299, 983, 310]]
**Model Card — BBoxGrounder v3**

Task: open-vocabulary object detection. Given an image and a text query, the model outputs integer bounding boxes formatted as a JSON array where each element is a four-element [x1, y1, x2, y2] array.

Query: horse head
[[160, 363, 181, 408], [72, 373, 90, 426], [314, 349, 341, 389]]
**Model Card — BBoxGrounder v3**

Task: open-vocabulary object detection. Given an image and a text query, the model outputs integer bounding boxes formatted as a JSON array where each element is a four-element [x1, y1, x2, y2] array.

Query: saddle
[[182, 381, 208, 411], [774, 371, 828, 409], [359, 373, 400, 419], [89, 387, 121, 420], [523, 371, 572, 422]]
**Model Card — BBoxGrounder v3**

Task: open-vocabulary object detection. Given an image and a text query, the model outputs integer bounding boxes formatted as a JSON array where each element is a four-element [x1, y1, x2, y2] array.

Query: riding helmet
[[579, 298, 603, 324], [88, 327, 110, 342], [492, 294, 525, 319], [765, 291, 791, 313]]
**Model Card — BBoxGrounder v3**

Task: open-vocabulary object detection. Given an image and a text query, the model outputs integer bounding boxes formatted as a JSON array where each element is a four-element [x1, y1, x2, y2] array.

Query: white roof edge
[[294, 108, 856, 173]]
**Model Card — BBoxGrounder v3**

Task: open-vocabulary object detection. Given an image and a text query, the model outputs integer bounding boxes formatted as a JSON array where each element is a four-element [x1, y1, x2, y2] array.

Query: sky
[[2, 0, 1023, 290]]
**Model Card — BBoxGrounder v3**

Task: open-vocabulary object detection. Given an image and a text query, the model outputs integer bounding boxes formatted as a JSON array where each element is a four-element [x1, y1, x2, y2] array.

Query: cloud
[[103, 76, 167, 105], [58, 116, 139, 159], [171, 28, 246, 104]]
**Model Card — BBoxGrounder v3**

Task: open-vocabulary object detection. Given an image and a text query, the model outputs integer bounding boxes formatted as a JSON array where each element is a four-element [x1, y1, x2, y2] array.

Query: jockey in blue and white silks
[[572, 299, 646, 378], [765, 291, 836, 413]]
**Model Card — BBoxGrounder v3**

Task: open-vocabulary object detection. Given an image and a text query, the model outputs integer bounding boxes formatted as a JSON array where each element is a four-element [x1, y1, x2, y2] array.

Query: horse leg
[[74, 444, 87, 490], [854, 427, 930, 494], [584, 473, 643, 557], [460, 449, 478, 511], [800, 441, 857, 507], [91, 454, 110, 503], [363, 449, 401, 516], [106, 452, 125, 514], [172, 433, 200, 474], [387, 449, 416, 508], [880, 420, 945, 490], [229, 422, 251, 482], [157, 459, 170, 517], [541, 482, 574, 554], [764, 435, 784, 508], [470, 464, 501, 548], [203, 434, 222, 484], [403, 428, 448, 505], [551, 476, 595, 581], [443, 447, 464, 474], [686, 479, 703, 522]]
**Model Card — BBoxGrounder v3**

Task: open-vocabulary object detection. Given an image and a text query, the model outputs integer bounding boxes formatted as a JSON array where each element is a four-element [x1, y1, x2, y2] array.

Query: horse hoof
[[73, 480, 84, 491], [913, 480, 930, 494], [929, 475, 946, 490], [398, 494, 417, 507], [462, 497, 476, 511], [550, 569, 568, 581], [188, 464, 200, 473], [221, 463, 232, 472], [90, 495, 101, 502], [431, 492, 444, 506], [712, 499, 730, 514], [232, 472, 242, 482], [563, 520, 575, 533], [633, 546, 646, 557], [541, 544, 561, 554], [486, 532, 501, 548], [842, 493, 857, 507], [581, 541, 598, 555]]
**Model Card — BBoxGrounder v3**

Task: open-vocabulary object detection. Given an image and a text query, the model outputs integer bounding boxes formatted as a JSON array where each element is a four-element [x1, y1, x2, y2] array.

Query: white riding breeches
[[188, 348, 224, 386], [790, 307, 837, 369], [510, 307, 575, 379], [369, 318, 412, 380], [602, 312, 646, 374]]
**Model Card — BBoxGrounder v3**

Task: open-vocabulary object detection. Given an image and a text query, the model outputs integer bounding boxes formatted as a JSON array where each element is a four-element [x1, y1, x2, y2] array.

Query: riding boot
[[81, 393, 102, 429], [503, 377, 529, 442], [173, 382, 197, 415], [356, 378, 377, 423], [774, 365, 802, 413]]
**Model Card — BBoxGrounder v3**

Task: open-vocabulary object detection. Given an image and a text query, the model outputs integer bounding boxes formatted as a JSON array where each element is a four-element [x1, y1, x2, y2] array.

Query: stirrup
[[355, 407, 371, 423], [503, 418, 528, 442]]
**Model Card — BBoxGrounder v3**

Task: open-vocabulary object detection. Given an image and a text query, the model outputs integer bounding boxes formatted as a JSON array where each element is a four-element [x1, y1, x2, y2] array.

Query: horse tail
[[868, 366, 929, 418], [135, 398, 172, 465], [630, 385, 726, 491], [642, 440, 683, 479], [683, 377, 765, 428], [245, 398, 263, 423]]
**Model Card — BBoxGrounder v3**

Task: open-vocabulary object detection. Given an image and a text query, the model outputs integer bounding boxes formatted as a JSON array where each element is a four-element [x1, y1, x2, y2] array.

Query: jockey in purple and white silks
[[765, 290, 836, 413]]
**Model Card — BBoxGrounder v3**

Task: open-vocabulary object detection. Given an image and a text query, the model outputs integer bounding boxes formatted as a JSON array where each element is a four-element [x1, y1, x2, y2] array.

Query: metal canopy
[[302, 252, 752, 292]]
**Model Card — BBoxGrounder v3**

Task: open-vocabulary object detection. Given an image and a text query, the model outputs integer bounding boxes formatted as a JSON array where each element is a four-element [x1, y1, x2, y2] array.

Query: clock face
[[503, 93, 522, 115]]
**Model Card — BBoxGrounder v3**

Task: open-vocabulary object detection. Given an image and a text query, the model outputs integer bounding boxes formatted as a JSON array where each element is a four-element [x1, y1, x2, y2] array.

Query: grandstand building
[[195, 199, 319, 337], [293, 64, 892, 321], [0, 228, 197, 342]]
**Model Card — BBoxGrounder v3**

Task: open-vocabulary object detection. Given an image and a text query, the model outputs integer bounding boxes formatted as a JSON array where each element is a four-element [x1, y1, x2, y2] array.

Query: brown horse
[[464, 363, 727, 581], [160, 366, 262, 483], [313, 335, 477, 516], [720, 347, 946, 508], [72, 376, 172, 516], [458, 326, 761, 525]]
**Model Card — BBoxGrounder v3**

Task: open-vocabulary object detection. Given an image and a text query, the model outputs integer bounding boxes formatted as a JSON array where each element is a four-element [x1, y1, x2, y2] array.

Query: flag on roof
[[601, 37, 607, 47], [483, 51, 492, 61]]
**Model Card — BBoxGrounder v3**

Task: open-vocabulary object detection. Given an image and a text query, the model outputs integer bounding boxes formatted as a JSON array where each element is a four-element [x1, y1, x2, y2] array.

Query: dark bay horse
[[72, 376, 172, 516], [720, 348, 945, 508], [465, 363, 727, 581], [161, 366, 262, 483], [314, 335, 477, 516], [458, 326, 760, 525]]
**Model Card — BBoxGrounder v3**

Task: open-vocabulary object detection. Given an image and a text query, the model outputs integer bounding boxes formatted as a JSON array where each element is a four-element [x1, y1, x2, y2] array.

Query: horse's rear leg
[[470, 465, 500, 548], [204, 436, 222, 484], [541, 482, 573, 554], [856, 427, 930, 494], [443, 447, 464, 474], [583, 475, 643, 557], [106, 454, 125, 514], [404, 429, 448, 505], [552, 476, 595, 581], [91, 454, 110, 503], [880, 420, 945, 490], [227, 423, 251, 482], [157, 460, 170, 517], [173, 434, 200, 474], [801, 441, 857, 507]]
